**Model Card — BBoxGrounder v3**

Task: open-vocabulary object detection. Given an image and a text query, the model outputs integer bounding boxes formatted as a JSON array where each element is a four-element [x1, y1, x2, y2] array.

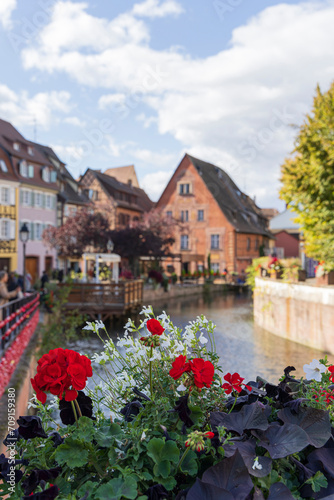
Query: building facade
[[156, 154, 272, 275]]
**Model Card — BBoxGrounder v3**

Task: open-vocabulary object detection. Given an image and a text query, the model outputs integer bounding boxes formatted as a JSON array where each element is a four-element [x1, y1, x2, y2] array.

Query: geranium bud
[[204, 431, 215, 439], [185, 440, 190, 447]]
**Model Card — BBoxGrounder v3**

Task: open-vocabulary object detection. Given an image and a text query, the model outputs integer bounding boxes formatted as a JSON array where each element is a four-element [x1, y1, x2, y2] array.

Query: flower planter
[[316, 271, 334, 286], [270, 270, 283, 280]]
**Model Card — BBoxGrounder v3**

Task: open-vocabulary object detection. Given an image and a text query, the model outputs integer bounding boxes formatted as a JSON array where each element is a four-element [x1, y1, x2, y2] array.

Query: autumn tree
[[43, 209, 111, 259], [280, 81, 334, 268]]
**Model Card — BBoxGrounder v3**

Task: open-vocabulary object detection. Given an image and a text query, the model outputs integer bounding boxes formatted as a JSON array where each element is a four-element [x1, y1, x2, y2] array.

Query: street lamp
[[19, 223, 29, 293], [107, 239, 114, 253]]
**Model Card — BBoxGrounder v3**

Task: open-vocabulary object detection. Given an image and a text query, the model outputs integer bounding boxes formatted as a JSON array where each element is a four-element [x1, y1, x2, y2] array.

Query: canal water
[[69, 291, 334, 385]]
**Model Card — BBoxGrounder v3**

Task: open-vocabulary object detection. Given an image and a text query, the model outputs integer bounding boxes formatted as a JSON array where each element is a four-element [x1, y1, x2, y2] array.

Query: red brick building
[[156, 154, 273, 274]]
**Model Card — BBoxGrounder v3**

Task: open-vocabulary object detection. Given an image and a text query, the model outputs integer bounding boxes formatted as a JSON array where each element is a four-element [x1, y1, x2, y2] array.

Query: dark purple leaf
[[199, 450, 253, 498], [278, 406, 331, 448], [146, 483, 168, 499], [307, 448, 334, 479], [283, 398, 305, 414], [133, 387, 151, 401], [290, 456, 315, 483], [253, 423, 309, 459], [284, 366, 296, 378], [253, 486, 265, 499], [186, 478, 234, 499], [120, 400, 143, 422], [211, 402, 269, 435], [267, 482, 294, 499], [233, 440, 272, 478], [17, 416, 47, 439]]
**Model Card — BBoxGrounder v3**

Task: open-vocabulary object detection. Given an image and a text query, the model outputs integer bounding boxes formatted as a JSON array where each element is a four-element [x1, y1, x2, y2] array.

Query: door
[[45, 256, 53, 273], [26, 256, 39, 284]]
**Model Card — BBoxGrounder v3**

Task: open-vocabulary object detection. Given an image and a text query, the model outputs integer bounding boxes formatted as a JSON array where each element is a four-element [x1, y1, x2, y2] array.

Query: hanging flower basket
[[3, 308, 334, 499]]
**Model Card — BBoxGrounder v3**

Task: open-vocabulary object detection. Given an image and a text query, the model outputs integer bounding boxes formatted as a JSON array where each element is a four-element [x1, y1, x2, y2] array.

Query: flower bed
[[2, 307, 334, 499]]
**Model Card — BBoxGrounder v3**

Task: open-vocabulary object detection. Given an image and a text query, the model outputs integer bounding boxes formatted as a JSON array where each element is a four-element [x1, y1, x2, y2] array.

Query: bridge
[[61, 280, 144, 321], [0, 292, 40, 399]]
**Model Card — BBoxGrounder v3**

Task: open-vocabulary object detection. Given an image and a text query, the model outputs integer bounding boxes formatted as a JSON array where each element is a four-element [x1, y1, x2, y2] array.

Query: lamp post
[[19, 223, 29, 293], [107, 239, 114, 253]]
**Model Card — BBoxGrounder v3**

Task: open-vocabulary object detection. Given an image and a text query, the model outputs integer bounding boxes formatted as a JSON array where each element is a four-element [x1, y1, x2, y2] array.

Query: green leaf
[[77, 480, 99, 499], [159, 476, 177, 491], [72, 416, 95, 442], [306, 471, 328, 493], [180, 449, 198, 476], [95, 424, 122, 447], [147, 438, 179, 466], [55, 438, 89, 468], [95, 477, 137, 500], [153, 460, 171, 478]]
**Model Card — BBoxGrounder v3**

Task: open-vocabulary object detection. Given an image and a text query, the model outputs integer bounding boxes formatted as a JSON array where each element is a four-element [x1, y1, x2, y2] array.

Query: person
[[0, 270, 21, 321], [7, 272, 18, 292], [25, 273, 32, 292], [41, 270, 49, 289], [58, 269, 64, 283]]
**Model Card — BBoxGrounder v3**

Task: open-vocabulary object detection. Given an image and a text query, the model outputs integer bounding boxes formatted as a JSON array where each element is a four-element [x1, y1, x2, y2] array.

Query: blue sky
[[0, 0, 333, 209]]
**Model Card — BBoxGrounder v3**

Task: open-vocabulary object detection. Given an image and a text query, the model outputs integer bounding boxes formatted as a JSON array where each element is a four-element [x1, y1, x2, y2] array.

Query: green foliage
[[38, 284, 87, 355], [280, 81, 334, 268]]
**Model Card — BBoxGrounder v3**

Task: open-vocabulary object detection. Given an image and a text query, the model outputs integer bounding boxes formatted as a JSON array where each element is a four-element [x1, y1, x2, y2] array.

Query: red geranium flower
[[328, 365, 334, 383], [204, 431, 215, 439], [169, 355, 191, 380], [146, 318, 165, 336], [222, 372, 251, 394], [190, 358, 215, 389], [31, 348, 92, 403]]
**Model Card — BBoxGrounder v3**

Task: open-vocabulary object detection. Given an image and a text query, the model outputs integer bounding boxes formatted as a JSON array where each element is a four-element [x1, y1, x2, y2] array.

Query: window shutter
[[10, 188, 15, 206], [31, 191, 35, 207], [52, 195, 56, 209], [10, 220, 15, 240], [30, 222, 34, 240], [42, 193, 46, 208], [20, 189, 23, 204], [28, 165, 34, 178], [51, 171, 57, 183]]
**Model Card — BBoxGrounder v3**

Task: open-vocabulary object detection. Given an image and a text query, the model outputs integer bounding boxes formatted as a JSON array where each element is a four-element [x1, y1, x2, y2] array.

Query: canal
[[69, 291, 334, 384]]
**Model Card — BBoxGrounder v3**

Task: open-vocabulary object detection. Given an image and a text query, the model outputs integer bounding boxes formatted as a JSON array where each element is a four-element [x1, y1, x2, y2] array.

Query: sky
[[0, 0, 333, 210]]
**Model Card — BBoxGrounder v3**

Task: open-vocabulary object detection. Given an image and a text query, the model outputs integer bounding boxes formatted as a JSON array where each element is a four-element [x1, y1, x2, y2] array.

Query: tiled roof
[[269, 209, 300, 231], [187, 154, 273, 237]]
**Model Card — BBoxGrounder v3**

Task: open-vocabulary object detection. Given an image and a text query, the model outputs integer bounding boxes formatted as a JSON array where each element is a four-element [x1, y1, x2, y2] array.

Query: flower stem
[[70, 400, 79, 427], [177, 447, 190, 472], [74, 398, 83, 418], [149, 345, 153, 399], [228, 393, 238, 414]]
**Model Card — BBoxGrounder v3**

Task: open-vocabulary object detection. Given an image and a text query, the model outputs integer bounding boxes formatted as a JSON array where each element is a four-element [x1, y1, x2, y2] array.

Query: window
[[28, 146, 34, 155], [255, 238, 259, 251], [211, 263, 220, 273], [35, 192, 41, 207], [166, 211, 172, 219], [22, 190, 31, 206], [42, 167, 51, 182], [13, 142, 20, 151], [0, 220, 10, 239], [198, 209, 204, 221], [211, 234, 219, 250], [179, 183, 190, 195], [19, 161, 28, 177], [46, 194, 52, 209], [35, 223, 42, 240], [181, 235, 189, 250], [181, 210, 188, 222], [1, 187, 9, 204], [247, 238, 251, 251], [51, 171, 57, 183], [0, 160, 8, 172], [28, 165, 34, 178]]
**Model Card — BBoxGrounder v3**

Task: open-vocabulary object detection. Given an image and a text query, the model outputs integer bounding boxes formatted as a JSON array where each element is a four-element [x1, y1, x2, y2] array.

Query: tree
[[280, 81, 334, 268], [43, 209, 111, 259]]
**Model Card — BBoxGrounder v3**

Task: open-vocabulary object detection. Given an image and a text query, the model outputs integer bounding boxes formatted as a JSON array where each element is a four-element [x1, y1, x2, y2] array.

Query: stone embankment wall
[[254, 278, 334, 354]]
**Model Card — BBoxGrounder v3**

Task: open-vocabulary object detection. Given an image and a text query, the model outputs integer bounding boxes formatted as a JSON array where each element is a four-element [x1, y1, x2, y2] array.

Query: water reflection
[[70, 291, 334, 385]]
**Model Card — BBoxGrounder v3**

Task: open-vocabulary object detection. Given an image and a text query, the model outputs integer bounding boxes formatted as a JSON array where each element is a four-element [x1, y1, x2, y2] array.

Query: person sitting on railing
[[0, 270, 21, 321]]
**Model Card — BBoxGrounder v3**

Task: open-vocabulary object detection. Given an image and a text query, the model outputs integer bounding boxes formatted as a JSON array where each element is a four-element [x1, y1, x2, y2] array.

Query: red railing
[[0, 292, 40, 360]]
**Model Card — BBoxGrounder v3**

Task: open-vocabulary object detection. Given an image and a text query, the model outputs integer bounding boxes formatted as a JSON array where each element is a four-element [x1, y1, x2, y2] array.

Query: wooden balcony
[[61, 280, 144, 320]]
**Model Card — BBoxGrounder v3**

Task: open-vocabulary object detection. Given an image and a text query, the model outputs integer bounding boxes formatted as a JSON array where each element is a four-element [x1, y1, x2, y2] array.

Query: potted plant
[[315, 262, 334, 286], [268, 257, 284, 279]]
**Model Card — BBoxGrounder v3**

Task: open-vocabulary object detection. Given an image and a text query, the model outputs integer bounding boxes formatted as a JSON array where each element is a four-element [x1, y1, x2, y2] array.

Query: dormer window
[[13, 142, 20, 151], [28, 165, 34, 178], [19, 160, 28, 177], [0, 159, 8, 172], [51, 171, 57, 183], [28, 146, 34, 155]]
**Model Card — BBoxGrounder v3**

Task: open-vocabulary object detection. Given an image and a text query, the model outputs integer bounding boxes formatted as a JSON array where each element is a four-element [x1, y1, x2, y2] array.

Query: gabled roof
[[81, 169, 153, 213], [30, 142, 75, 182], [104, 165, 139, 188], [187, 154, 273, 237], [0, 119, 50, 165], [269, 209, 300, 232]]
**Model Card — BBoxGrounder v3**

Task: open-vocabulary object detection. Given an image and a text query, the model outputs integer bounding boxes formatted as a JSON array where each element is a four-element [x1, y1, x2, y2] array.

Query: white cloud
[[140, 170, 173, 200], [98, 93, 127, 110], [131, 0, 184, 18], [19, 0, 334, 206], [0, 0, 16, 29], [64, 116, 86, 127], [0, 84, 72, 129], [131, 148, 177, 167]]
